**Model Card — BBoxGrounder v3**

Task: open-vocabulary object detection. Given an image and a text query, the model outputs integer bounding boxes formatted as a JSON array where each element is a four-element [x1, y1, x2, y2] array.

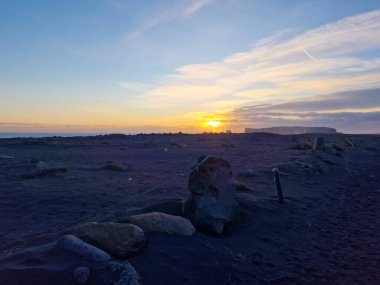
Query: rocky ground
[[0, 133, 379, 285]]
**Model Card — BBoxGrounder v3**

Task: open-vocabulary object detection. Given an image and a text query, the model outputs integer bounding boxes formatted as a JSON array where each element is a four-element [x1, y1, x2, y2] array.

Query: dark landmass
[[0, 133, 379, 285], [245, 126, 337, 135]]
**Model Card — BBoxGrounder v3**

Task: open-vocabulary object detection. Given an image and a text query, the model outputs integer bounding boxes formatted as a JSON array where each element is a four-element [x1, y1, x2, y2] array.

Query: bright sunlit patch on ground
[[207, 121, 221, 127]]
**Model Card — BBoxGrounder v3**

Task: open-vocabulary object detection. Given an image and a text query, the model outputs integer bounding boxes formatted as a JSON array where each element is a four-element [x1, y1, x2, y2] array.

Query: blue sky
[[1, 0, 380, 133]]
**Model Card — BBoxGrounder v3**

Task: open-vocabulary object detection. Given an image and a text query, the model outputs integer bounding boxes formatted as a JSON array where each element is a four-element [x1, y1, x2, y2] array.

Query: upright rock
[[183, 156, 239, 234]]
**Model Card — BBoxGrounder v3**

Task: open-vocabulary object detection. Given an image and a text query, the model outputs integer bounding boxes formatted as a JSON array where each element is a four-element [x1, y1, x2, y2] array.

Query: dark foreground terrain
[[0, 133, 379, 285]]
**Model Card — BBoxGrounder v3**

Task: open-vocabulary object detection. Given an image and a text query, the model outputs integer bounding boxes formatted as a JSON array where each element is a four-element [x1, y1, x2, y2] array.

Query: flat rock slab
[[125, 212, 196, 236]]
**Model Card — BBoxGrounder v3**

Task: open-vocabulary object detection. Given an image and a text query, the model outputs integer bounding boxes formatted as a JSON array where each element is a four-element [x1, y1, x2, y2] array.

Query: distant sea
[[0, 132, 107, 139]]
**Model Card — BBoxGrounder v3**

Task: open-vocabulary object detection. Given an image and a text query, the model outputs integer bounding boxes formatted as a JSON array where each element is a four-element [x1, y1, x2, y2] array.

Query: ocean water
[[0, 132, 106, 138]]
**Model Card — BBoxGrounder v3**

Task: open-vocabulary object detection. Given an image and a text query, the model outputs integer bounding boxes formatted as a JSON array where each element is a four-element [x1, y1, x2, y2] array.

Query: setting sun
[[207, 121, 221, 127]]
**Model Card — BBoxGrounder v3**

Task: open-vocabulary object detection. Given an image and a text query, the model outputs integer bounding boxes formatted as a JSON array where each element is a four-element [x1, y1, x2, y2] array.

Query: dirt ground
[[0, 133, 379, 284]]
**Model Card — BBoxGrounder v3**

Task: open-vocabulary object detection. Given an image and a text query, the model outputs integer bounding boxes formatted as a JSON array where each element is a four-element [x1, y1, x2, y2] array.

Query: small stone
[[57, 235, 111, 262], [170, 142, 187, 148], [220, 143, 234, 148], [125, 212, 195, 236], [73, 267, 90, 285], [104, 161, 125, 171], [291, 142, 312, 150], [0, 155, 15, 159], [22, 161, 66, 179], [316, 161, 330, 174], [107, 261, 141, 285]]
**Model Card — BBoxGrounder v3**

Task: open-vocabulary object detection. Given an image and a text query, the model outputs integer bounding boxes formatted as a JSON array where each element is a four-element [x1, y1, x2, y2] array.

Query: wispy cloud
[[124, 0, 218, 41], [118, 81, 151, 93], [0, 121, 197, 134], [183, 0, 217, 17]]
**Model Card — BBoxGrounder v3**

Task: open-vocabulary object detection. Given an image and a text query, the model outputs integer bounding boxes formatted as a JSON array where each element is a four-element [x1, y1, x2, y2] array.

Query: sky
[[1, 0, 380, 134]]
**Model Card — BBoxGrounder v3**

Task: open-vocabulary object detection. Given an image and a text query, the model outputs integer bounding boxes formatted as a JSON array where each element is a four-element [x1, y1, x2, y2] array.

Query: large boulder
[[182, 156, 239, 234], [57, 235, 111, 262], [125, 212, 195, 236], [72, 222, 145, 258]]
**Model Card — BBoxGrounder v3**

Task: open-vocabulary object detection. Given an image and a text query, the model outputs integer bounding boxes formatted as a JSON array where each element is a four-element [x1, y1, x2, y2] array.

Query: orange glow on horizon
[[207, 121, 221, 127]]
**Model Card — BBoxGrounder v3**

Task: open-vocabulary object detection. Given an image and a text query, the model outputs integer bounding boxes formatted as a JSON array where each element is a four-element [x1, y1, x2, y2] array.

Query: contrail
[[299, 47, 317, 61]]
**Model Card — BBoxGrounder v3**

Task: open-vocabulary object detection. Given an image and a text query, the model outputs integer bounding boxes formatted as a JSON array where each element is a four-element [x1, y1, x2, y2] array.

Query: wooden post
[[313, 137, 325, 151], [343, 138, 354, 174], [272, 168, 284, 203], [344, 137, 354, 148]]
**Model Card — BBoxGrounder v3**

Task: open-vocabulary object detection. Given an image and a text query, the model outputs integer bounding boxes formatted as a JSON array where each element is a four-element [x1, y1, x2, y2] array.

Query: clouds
[[224, 10, 380, 64], [119, 9, 380, 132], [220, 88, 380, 133], [145, 9, 380, 97], [258, 88, 380, 113]]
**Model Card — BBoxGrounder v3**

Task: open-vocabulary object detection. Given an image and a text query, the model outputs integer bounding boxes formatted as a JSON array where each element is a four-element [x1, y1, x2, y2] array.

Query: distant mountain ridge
[[245, 126, 337, 135]]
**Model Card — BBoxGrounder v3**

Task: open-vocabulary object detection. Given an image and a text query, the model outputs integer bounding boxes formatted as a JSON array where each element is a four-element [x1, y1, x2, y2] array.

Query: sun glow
[[207, 121, 221, 127]]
